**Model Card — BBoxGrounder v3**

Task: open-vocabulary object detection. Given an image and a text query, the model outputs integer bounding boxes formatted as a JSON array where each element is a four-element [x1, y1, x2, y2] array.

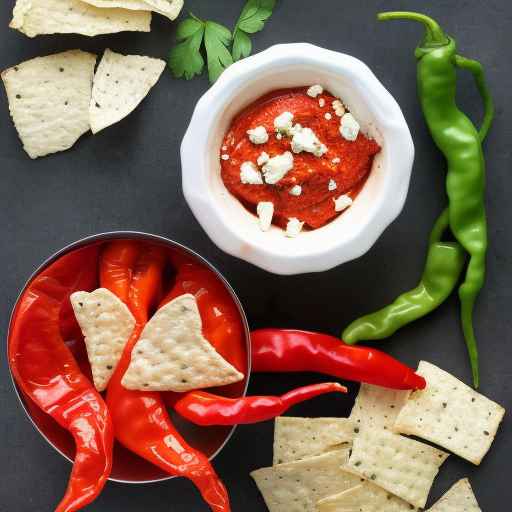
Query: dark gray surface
[[1, 0, 511, 510]]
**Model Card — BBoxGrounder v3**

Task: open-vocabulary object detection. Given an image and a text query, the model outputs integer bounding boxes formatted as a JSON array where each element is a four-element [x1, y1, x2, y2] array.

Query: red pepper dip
[[220, 86, 381, 234]]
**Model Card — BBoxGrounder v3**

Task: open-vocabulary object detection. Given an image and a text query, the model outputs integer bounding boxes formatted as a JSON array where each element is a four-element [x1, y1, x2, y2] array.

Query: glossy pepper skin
[[9, 247, 114, 512], [100, 243, 231, 512], [173, 383, 347, 426], [251, 329, 426, 390], [343, 209, 466, 343]]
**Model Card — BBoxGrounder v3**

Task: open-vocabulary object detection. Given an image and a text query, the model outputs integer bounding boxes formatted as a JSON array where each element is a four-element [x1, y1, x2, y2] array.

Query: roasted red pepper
[[173, 382, 347, 426], [251, 329, 426, 390], [101, 243, 231, 512], [9, 246, 113, 512]]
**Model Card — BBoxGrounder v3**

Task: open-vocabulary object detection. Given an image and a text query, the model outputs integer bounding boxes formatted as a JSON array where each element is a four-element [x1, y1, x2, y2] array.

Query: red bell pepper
[[9, 246, 113, 512], [101, 243, 231, 512], [251, 329, 426, 390]]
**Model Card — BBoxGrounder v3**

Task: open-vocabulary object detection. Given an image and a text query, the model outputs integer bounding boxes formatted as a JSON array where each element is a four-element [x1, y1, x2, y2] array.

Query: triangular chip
[[89, 49, 166, 134], [393, 361, 505, 465], [80, 0, 183, 20], [426, 479, 481, 512], [2, 50, 96, 159], [273, 417, 355, 464], [251, 449, 360, 512], [121, 294, 244, 392], [10, 0, 151, 38], [71, 288, 135, 392], [317, 482, 419, 512]]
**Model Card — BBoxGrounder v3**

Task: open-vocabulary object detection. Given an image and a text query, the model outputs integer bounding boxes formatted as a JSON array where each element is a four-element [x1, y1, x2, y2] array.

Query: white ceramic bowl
[[181, 43, 414, 275]]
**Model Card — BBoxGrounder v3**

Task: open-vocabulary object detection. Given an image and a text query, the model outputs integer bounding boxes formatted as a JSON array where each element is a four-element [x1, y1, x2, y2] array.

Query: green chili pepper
[[343, 210, 466, 345]]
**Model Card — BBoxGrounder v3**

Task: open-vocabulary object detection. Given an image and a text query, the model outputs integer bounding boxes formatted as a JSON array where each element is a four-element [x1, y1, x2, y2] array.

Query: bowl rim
[[6, 231, 252, 484], [181, 42, 414, 275]]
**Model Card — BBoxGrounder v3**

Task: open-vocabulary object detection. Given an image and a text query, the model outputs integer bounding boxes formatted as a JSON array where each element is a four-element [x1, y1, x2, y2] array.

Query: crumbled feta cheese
[[276, 133, 283, 140], [332, 100, 346, 117], [318, 98, 325, 108], [289, 185, 302, 196], [240, 162, 263, 184], [274, 111, 294, 134], [328, 179, 337, 191], [257, 202, 274, 231], [291, 126, 328, 157], [325, 113, 332, 120], [222, 145, 228, 151], [262, 151, 294, 184], [333, 194, 353, 212], [332, 157, 341, 164], [340, 113, 360, 141], [286, 218, 304, 237], [247, 125, 269, 145], [307, 84, 323, 98], [221, 154, 230, 161], [257, 152, 270, 166]]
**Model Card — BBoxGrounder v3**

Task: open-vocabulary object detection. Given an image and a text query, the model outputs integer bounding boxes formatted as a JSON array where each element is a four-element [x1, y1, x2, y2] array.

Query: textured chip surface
[[317, 482, 418, 512], [393, 361, 505, 465], [426, 478, 481, 512], [10, 0, 151, 38], [80, 0, 183, 20], [350, 383, 409, 431], [71, 288, 135, 391], [251, 449, 359, 512], [2, 50, 96, 159], [122, 294, 244, 392], [273, 417, 355, 464], [346, 427, 449, 508], [90, 49, 165, 133]]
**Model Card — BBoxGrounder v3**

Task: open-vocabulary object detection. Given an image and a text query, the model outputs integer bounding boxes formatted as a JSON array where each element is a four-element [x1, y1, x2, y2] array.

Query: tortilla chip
[[71, 288, 135, 391], [2, 50, 96, 159], [350, 383, 409, 431], [10, 0, 151, 38], [317, 482, 419, 512], [345, 427, 449, 509], [426, 479, 481, 512], [251, 449, 360, 512], [122, 294, 244, 392], [89, 49, 165, 134], [80, 0, 183, 20], [273, 417, 355, 464], [393, 361, 505, 465]]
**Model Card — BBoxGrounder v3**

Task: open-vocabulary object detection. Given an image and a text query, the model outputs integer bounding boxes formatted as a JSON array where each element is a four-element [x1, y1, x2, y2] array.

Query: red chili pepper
[[251, 329, 426, 390], [172, 382, 347, 426], [9, 246, 113, 512], [101, 243, 231, 512]]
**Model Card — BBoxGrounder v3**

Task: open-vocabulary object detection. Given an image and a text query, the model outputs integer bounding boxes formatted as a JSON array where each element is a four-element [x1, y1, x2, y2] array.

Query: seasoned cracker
[[90, 49, 165, 133], [251, 449, 359, 512], [273, 417, 355, 464], [346, 427, 449, 508], [393, 361, 505, 465], [426, 478, 481, 512], [122, 294, 244, 392], [80, 0, 183, 20], [71, 288, 135, 391]]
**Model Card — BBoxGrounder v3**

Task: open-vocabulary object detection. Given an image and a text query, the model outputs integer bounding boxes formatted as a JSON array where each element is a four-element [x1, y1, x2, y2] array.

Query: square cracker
[[426, 478, 481, 512], [393, 361, 505, 465], [71, 288, 136, 391], [80, 0, 183, 20], [2, 50, 96, 159], [350, 383, 409, 431], [90, 49, 166, 134], [317, 481, 418, 512], [345, 427, 449, 509], [251, 449, 360, 512], [10, 0, 151, 38], [273, 417, 355, 464], [122, 294, 244, 392]]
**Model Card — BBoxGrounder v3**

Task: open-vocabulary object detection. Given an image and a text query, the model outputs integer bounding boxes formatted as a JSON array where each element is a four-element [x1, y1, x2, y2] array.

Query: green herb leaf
[[168, 15, 205, 80], [204, 21, 234, 83], [232, 30, 252, 61]]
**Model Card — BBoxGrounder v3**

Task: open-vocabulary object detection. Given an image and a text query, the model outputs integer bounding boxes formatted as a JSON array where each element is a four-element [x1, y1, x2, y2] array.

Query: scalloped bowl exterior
[[181, 43, 414, 275]]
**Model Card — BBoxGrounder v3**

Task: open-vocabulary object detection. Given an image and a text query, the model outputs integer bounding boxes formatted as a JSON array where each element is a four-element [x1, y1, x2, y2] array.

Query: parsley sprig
[[169, 0, 277, 83]]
